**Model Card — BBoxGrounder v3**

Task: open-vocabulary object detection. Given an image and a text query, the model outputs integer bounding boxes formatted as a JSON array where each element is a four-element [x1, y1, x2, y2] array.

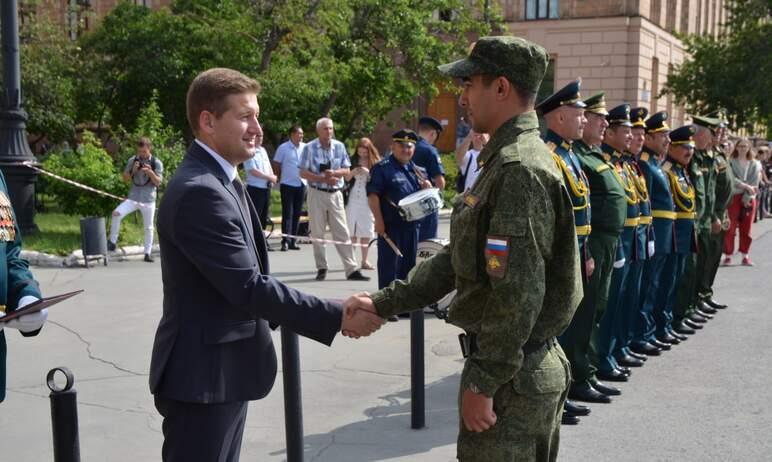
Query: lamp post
[[0, 0, 39, 235]]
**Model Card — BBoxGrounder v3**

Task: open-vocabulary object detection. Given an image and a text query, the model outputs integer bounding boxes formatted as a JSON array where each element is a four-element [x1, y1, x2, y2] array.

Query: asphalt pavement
[[2, 217, 771, 461]]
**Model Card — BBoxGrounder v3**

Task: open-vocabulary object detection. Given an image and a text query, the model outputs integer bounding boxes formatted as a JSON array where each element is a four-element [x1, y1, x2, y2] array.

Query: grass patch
[[24, 212, 151, 256]]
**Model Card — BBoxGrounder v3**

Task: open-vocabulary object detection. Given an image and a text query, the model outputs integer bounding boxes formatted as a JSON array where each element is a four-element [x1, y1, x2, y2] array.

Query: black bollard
[[47, 367, 80, 462], [410, 310, 425, 429], [281, 327, 304, 462]]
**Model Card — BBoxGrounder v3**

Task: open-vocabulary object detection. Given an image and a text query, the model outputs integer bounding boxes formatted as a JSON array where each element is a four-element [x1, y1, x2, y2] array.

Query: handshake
[[339, 292, 387, 339]]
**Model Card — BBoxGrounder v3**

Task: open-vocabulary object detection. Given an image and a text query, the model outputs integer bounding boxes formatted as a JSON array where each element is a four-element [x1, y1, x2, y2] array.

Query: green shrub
[[42, 131, 127, 218], [440, 152, 459, 206]]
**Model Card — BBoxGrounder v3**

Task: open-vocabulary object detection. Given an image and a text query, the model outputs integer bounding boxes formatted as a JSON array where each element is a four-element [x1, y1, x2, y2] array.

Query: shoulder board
[[640, 152, 650, 162], [376, 158, 390, 166], [595, 164, 610, 173], [602, 153, 612, 162], [500, 143, 522, 165], [545, 140, 557, 153], [662, 161, 672, 172]]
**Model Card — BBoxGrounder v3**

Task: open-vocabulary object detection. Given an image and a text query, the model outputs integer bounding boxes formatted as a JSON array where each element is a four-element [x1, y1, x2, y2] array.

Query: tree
[[664, 0, 771, 134]]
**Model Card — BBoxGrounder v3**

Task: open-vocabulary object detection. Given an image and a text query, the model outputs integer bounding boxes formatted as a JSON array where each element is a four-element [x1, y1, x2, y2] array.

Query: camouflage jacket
[[372, 111, 582, 397]]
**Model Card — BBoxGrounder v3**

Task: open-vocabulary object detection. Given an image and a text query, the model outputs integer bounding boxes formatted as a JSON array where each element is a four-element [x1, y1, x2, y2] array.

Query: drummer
[[367, 129, 433, 299]]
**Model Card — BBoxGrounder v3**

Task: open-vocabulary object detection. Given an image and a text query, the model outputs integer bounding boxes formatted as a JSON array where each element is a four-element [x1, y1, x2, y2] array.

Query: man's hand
[[586, 257, 595, 278], [0, 297, 48, 333], [420, 179, 433, 189], [711, 218, 722, 234], [461, 388, 497, 432], [374, 220, 385, 236], [340, 293, 385, 338]]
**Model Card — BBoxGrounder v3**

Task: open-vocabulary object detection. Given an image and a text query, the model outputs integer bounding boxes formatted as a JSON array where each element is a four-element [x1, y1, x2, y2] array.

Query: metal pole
[[410, 310, 425, 429], [47, 367, 80, 462], [281, 327, 304, 462]]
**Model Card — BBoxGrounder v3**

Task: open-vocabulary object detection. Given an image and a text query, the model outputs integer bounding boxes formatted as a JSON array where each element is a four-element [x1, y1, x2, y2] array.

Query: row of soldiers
[[536, 79, 733, 424]]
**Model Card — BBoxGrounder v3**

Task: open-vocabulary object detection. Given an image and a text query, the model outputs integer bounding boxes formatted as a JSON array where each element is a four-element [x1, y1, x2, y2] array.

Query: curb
[[22, 244, 161, 268]]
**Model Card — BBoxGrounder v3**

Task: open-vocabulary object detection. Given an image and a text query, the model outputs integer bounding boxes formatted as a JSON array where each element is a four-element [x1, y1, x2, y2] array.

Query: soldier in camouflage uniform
[[348, 36, 582, 461]]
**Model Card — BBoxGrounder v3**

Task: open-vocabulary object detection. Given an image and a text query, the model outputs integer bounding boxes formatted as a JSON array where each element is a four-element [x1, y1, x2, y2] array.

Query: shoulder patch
[[485, 235, 510, 279]]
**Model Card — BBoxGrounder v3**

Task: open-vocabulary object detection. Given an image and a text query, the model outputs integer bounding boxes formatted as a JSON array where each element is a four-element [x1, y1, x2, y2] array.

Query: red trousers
[[724, 195, 756, 255]]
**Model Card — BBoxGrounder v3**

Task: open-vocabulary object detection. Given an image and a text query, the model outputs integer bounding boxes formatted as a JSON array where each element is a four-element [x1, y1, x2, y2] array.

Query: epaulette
[[602, 152, 612, 162], [376, 158, 390, 166], [662, 161, 672, 172], [545, 140, 557, 153], [640, 152, 650, 162]]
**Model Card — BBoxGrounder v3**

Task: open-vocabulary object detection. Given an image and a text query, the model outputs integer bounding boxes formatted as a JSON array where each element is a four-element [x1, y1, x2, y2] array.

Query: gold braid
[[612, 162, 638, 205], [666, 169, 695, 212], [625, 162, 650, 202], [552, 153, 589, 210]]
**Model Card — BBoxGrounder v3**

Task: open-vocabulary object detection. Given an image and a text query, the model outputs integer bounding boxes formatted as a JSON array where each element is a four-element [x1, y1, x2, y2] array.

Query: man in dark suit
[[149, 68, 382, 462]]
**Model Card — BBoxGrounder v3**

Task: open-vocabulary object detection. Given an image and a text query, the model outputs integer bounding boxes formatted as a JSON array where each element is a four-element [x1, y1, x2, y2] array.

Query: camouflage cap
[[438, 36, 548, 93]]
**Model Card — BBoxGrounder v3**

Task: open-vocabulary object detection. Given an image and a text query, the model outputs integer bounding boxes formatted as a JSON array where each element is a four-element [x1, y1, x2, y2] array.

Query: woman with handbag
[[345, 137, 381, 269], [723, 138, 761, 266]]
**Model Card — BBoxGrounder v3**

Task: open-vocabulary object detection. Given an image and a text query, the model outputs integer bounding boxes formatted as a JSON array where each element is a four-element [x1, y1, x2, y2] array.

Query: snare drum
[[417, 239, 456, 316], [397, 188, 444, 222]]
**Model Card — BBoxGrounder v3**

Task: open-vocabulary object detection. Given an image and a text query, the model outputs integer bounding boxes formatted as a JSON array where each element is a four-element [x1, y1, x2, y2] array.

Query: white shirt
[[243, 146, 274, 189], [196, 139, 237, 182], [461, 149, 482, 191], [274, 140, 306, 187]]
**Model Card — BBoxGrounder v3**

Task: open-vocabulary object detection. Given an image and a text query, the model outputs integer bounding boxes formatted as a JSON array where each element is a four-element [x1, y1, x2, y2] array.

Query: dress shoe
[[561, 413, 580, 425], [696, 309, 714, 320], [346, 270, 370, 281], [616, 366, 632, 376], [315, 269, 327, 281], [267, 245, 275, 252], [565, 400, 591, 416], [591, 380, 621, 396], [288, 243, 301, 250], [281, 242, 288, 252], [669, 329, 689, 341], [683, 318, 703, 330], [597, 369, 629, 382], [650, 339, 672, 351], [569, 382, 612, 403], [657, 332, 680, 345], [704, 298, 728, 309], [688, 312, 708, 324], [144, 253, 154, 263], [107, 241, 117, 252], [673, 321, 696, 335], [630, 342, 662, 356], [697, 300, 717, 314], [617, 355, 645, 367], [626, 350, 648, 361]]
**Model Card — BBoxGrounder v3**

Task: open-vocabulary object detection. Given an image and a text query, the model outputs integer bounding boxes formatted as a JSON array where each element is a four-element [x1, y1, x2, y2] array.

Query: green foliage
[[664, 0, 771, 134], [440, 152, 459, 205], [42, 131, 127, 218]]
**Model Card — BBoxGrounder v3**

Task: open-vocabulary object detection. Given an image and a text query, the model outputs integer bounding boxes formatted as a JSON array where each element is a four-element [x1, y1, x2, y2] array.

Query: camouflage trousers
[[456, 344, 571, 462]]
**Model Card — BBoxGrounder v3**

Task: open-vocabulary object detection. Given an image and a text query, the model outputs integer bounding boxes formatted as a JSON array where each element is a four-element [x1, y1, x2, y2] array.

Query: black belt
[[462, 333, 557, 357], [309, 185, 341, 193]]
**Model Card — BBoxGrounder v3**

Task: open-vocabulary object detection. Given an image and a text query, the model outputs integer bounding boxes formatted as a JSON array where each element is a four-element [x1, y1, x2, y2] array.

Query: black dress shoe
[[695, 308, 714, 319], [630, 342, 662, 356], [650, 339, 672, 351], [267, 246, 275, 252], [346, 270, 371, 281], [673, 321, 696, 335], [562, 413, 580, 425], [315, 269, 327, 281], [689, 312, 708, 323], [288, 243, 301, 250], [705, 298, 728, 309], [591, 380, 621, 396], [569, 382, 612, 403], [144, 253, 154, 263], [657, 332, 680, 345], [107, 241, 116, 252], [626, 350, 648, 361], [281, 242, 288, 252], [616, 366, 632, 376], [669, 330, 689, 341], [697, 300, 718, 314], [683, 318, 703, 330], [617, 354, 645, 367], [565, 400, 591, 416], [597, 369, 629, 382]]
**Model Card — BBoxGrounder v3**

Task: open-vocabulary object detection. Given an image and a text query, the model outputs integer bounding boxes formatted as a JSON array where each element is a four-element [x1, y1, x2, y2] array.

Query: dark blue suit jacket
[[149, 142, 342, 404]]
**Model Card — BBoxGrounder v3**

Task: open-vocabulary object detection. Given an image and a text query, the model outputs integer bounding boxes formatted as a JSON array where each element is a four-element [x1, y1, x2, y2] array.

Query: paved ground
[[2, 217, 771, 461]]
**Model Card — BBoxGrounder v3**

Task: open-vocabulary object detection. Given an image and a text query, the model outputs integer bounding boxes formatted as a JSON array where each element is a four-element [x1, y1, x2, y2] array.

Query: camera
[[319, 162, 330, 172], [134, 157, 152, 172]]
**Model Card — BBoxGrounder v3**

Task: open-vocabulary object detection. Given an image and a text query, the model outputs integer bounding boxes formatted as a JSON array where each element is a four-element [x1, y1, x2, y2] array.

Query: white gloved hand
[[0, 296, 47, 333], [647, 241, 656, 258], [613, 257, 626, 269]]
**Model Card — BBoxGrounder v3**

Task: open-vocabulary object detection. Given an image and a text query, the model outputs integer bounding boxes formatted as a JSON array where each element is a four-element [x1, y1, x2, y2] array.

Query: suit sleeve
[[168, 182, 342, 345]]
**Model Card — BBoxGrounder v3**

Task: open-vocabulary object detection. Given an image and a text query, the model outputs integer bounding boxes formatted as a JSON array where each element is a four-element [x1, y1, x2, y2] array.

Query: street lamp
[[0, 0, 39, 235]]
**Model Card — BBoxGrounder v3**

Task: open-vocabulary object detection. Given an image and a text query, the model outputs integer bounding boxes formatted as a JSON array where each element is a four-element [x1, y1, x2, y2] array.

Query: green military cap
[[535, 78, 586, 115], [392, 128, 419, 146], [607, 104, 632, 127], [692, 115, 721, 132], [669, 125, 696, 147], [583, 92, 609, 116], [438, 36, 548, 93]]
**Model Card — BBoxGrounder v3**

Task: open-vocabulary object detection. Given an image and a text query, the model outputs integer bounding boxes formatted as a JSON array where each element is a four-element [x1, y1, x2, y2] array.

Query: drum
[[398, 188, 443, 222], [417, 239, 456, 318]]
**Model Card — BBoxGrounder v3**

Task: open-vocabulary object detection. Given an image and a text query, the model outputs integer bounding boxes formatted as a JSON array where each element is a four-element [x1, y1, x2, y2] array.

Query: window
[[526, 0, 559, 20]]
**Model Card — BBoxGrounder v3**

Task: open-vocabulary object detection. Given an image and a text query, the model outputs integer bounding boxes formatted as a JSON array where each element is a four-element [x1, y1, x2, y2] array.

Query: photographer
[[108, 137, 163, 262]]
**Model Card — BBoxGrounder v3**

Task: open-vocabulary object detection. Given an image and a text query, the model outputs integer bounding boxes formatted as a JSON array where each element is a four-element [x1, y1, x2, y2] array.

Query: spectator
[[243, 132, 278, 249], [454, 130, 489, 192], [273, 126, 305, 251], [455, 115, 471, 148], [757, 144, 772, 219], [299, 117, 369, 282], [108, 137, 163, 262], [345, 138, 380, 270], [723, 138, 760, 266]]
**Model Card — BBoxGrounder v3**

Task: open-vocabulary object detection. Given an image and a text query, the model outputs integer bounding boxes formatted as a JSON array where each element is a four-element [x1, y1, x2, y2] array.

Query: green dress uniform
[[0, 171, 43, 403], [702, 144, 734, 300], [372, 112, 581, 461]]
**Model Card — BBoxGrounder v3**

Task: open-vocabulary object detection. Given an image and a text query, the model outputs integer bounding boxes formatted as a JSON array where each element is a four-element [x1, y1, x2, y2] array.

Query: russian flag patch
[[485, 235, 510, 279]]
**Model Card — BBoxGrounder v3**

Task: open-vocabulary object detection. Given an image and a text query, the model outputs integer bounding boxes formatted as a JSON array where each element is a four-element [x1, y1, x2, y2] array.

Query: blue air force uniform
[[414, 117, 445, 241], [367, 130, 427, 289]]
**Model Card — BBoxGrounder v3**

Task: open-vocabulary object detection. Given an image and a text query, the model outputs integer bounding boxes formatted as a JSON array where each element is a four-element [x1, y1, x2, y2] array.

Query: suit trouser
[[561, 231, 618, 384], [676, 228, 709, 321], [246, 185, 270, 230], [307, 187, 358, 274], [657, 253, 688, 335], [593, 259, 631, 373], [418, 210, 439, 241], [617, 259, 644, 353], [456, 346, 570, 462], [702, 229, 726, 299], [154, 395, 248, 462], [377, 224, 418, 289], [280, 184, 305, 246], [634, 253, 668, 344]]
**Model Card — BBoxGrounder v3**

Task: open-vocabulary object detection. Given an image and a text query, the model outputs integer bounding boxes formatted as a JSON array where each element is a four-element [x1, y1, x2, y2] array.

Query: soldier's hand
[[586, 257, 596, 278], [461, 389, 497, 432], [341, 293, 385, 339]]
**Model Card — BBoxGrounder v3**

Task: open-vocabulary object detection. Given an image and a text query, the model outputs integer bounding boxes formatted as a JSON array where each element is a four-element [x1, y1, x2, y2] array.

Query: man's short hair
[[186, 68, 261, 135], [289, 125, 303, 135], [478, 74, 536, 106], [316, 117, 333, 130], [137, 136, 152, 148]]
